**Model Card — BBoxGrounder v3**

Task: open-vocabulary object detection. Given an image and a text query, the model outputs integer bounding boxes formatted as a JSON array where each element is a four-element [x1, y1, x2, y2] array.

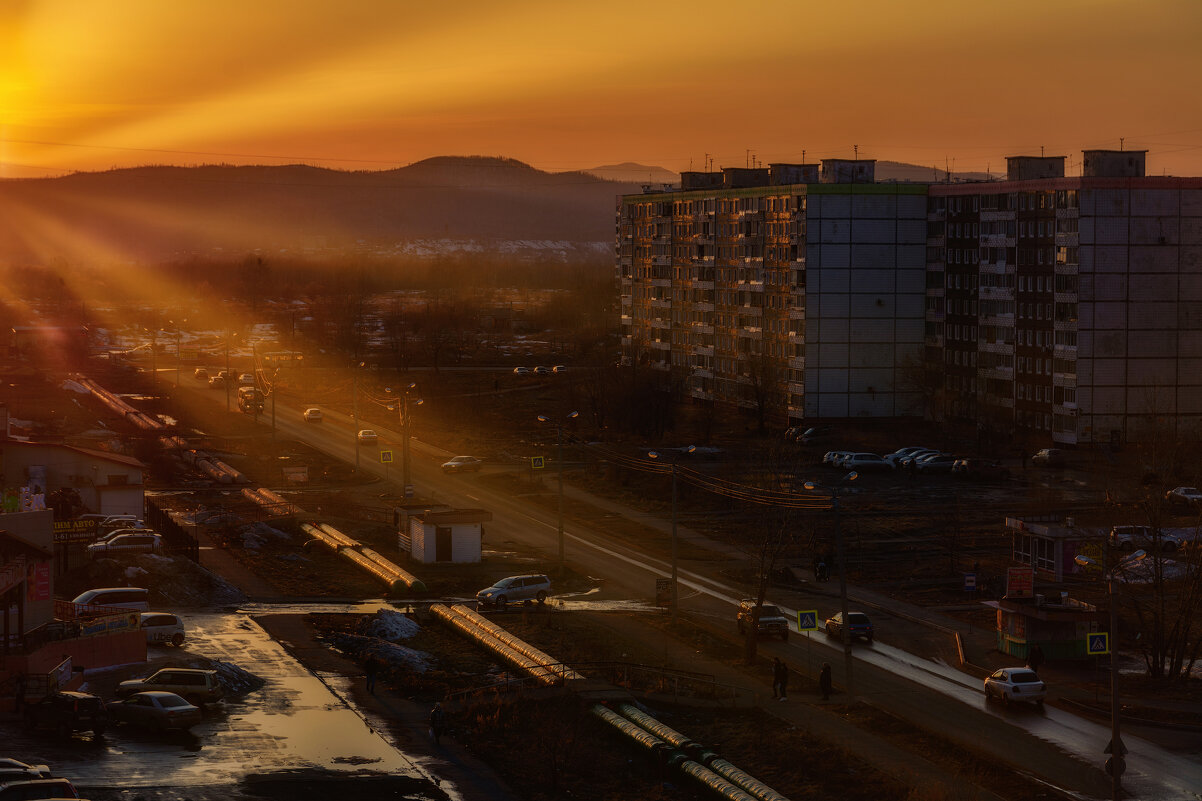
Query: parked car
[[116, 668, 224, 705], [512, 367, 530, 376], [356, 429, 378, 446], [984, 667, 1046, 705], [23, 690, 108, 737], [108, 691, 203, 732], [1165, 486, 1202, 508], [915, 454, 958, 473], [896, 449, 941, 469], [71, 587, 150, 613], [1031, 448, 1066, 466], [1109, 525, 1183, 552], [140, 612, 186, 647], [799, 426, 831, 444], [842, 453, 891, 472], [86, 531, 163, 557], [824, 611, 874, 643], [0, 760, 51, 782], [476, 574, 551, 608], [952, 458, 1011, 480], [884, 446, 933, 467], [302, 407, 322, 422], [193, 367, 209, 380], [823, 450, 855, 467], [441, 455, 483, 474], [91, 526, 154, 546], [534, 366, 551, 375], [736, 599, 789, 640], [0, 778, 80, 799]]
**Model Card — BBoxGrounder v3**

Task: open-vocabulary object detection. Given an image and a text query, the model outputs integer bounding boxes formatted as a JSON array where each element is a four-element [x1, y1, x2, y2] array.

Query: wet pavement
[[3, 611, 449, 801]]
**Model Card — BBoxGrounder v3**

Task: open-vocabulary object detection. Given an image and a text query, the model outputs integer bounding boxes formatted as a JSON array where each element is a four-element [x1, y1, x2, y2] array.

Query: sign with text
[[1007, 566, 1035, 598], [54, 518, 98, 543]]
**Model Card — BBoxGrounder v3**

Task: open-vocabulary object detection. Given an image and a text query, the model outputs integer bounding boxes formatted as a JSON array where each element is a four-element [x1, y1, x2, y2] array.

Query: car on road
[[208, 375, 225, 389], [23, 690, 108, 737], [109, 691, 203, 732], [237, 373, 255, 386], [476, 574, 551, 608], [736, 599, 789, 640], [86, 531, 164, 557], [952, 458, 1011, 480], [1109, 525, 1183, 552], [0, 760, 51, 783], [356, 429, 378, 446], [117, 667, 224, 705], [512, 367, 530, 376], [534, 366, 551, 375], [822, 450, 855, 467], [1165, 486, 1202, 508], [302, 407, 322, 422], [0, 778, 81, 799], [984, 667, 1046, 705], [441, 455, 483, 473], [193, 367, 209, 380], [1031, 448, 1066, 466], [552, 365, 568, 373], [824, 611, 874, 643], [140, 612, 186, 647]]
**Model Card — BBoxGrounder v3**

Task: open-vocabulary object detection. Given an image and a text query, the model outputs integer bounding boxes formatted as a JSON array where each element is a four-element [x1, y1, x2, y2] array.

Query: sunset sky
[[2, 0, 1200, 179]]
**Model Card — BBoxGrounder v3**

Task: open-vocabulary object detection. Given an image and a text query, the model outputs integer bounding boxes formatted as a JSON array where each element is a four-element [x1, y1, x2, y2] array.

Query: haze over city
[[2, 0, 1201, 178]]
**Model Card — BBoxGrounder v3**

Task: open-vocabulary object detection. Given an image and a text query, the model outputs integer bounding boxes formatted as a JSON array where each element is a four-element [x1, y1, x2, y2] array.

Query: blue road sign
[[380, 450, 394, 463], [531, 456, 546, 469], [964, 572, 977, 590], [798, 610, 819, 631], [1088, 632, 1110, 655]]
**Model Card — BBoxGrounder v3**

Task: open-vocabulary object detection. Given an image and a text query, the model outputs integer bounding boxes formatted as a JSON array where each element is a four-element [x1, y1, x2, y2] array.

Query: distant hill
[[582, 162, 680, 184], [0, 156, 641, 264], [0, 155, 999, 266]]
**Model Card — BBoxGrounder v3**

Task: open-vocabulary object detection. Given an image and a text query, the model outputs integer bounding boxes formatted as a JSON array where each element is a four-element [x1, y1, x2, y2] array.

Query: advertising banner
[[1007, 566, 1035, 598]]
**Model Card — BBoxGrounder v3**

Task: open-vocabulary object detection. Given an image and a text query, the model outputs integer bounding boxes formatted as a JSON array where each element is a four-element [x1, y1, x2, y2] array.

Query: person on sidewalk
[[819, 662, 832, 701], [364, 654, 380, 694], [772, 657, 789, 700], [1027, 643, 1045, 674], [430, 702, 447, 745]]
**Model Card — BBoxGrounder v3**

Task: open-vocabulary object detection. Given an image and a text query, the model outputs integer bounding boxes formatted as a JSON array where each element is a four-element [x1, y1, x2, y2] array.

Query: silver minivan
[[476, 574, 551, 608], [71, 587, 150, 614]]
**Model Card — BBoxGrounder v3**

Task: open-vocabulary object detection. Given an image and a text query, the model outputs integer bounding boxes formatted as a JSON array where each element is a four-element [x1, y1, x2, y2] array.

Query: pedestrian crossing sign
[[1087, 632, 1110, 655], [531, 456, 545, 469], [380, 450, 394, 463], [797, 610, 819, 631]]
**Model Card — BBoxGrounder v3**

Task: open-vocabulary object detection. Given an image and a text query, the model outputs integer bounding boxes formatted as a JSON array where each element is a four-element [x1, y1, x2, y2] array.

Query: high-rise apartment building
[[616, 160, 925, 426], [617, 151, 1202, 444]]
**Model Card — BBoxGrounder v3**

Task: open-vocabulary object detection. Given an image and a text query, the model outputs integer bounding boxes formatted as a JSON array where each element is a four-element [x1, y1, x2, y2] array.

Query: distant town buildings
[[616, 151, 1202, 445]]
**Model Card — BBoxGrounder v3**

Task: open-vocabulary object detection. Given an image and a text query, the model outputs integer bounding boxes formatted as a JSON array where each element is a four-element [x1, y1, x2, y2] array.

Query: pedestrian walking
[[364, 654, 380, 694], [1027, 643, 1045, 674], [772, 657, 789, 700], [429, 702, 447, 745], [819, 662, 832, 701]]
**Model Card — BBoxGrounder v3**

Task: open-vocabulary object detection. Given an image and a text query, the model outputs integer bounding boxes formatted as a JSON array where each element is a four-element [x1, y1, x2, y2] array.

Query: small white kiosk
[[407, 508, 492, 564]]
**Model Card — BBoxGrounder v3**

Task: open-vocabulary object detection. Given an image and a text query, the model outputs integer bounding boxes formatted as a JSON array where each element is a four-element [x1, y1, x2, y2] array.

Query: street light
[[169, 318, 187, 386], [805, 471, 859, 697], [386, 384, 423, 496], [1074, 547, 1146, 800], [538, 411, 579, 567], [649, 445, 695, 624]]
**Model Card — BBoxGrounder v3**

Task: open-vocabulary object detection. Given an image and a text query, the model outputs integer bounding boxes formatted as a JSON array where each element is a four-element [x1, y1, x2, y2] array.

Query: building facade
[[617, 150, 1202, 445], [616, 160, 924, 426]]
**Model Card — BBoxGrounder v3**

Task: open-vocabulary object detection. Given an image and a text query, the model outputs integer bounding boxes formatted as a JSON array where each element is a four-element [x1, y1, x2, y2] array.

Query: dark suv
[[736, 599, 790, 640], [23, 690, 108, 737]]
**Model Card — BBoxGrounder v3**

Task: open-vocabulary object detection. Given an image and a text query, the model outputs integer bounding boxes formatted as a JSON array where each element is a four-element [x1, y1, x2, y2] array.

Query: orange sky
[[2, 0, 1201, 178]]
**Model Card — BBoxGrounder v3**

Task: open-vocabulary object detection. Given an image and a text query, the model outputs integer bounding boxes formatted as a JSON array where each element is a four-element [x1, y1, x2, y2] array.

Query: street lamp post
[[352, 362, 365, 469], [169, 319, 186, 386], [806, 471, 859, 697], [538, 411, 579, 567], [649, 445, 695, 624], [387, 384, 423, 496], [1075, 547, 1145, 800]]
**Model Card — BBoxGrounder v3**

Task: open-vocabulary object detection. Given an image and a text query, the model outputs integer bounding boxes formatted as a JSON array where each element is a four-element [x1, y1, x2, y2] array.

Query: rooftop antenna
[[705, 152, 711, 172], [1041, 145, 1045, 157], [802, 149, 806, 164], [945, 156, 950, 182], [1120, 137, 1125, 151], [854, 144, 859, 160], [746, 149, 751, 168]]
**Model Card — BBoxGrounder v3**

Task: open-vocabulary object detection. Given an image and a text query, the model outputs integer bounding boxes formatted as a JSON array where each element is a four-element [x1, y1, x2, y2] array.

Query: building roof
[[1, 440, 146, 469], [414, 509, 494, 525]]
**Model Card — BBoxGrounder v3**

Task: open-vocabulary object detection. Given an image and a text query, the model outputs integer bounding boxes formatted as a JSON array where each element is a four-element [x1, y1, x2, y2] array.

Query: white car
[[823, 450, 855, 467], [1109, 525, 1182, 552], [884, 446, 931, 467], [842, 453, 891, 472], [984, 667, 1046, 705], [87, 532, 164, 557], [357, 429, 378, 446], [513, 367, 531, 376], [303, 407, 323, 422], [141, 612, 186, 647], [0, 759, 51, 782], [1165, 486, 1202, 507]]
